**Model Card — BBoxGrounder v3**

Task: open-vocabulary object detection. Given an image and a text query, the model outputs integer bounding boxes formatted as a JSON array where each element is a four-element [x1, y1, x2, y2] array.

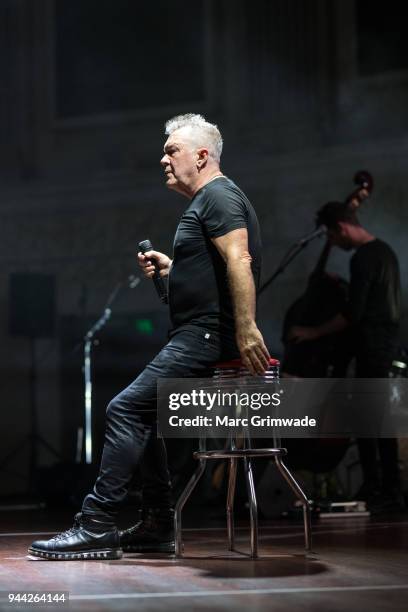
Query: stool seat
[[194, 448, 287, 460], [214, 357, 280, 369]]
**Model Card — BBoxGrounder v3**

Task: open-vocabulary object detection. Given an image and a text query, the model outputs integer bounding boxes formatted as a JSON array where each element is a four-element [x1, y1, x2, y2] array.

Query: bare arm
[[289, 313, 349, 343], [212, 228, 270, 374]]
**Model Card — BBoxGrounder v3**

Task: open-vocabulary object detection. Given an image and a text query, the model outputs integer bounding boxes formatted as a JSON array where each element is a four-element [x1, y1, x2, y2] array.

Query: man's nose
[[160, 154, 169, 166]]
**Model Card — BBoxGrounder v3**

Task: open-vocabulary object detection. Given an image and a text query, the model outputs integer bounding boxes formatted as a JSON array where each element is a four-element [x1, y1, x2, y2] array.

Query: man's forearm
[[211, 229, 269, 374], [161, 259, 173, 278], [226, 256, 256, 328], [316, 313, 349, 338]]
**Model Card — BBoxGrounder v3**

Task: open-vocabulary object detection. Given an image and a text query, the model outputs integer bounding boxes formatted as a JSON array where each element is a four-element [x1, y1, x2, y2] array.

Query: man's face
[[160, 128, 198, 196]]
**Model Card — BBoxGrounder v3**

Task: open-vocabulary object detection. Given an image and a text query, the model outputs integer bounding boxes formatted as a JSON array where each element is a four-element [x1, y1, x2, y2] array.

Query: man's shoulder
[[360, 239, 395, 256], [197, 177, 250, 210], [353, 239, 397, 266], [208, 176, 238, 190]]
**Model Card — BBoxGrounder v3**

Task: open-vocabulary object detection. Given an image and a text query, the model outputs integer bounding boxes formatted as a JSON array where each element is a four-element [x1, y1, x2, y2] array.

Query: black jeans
[[82, 326, 238, 519]]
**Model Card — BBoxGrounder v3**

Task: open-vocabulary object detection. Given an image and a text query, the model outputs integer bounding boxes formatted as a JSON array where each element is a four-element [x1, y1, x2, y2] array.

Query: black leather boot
[[28, 513, 122, 560], [119, 507, 175, 553]]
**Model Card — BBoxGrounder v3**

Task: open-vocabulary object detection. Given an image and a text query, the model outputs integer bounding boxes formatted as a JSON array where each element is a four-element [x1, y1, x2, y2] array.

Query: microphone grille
[[138, 239, 153, 253]]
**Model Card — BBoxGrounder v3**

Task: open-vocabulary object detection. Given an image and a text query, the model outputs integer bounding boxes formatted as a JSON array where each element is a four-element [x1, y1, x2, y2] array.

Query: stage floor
[[0, 509, 407, 611]]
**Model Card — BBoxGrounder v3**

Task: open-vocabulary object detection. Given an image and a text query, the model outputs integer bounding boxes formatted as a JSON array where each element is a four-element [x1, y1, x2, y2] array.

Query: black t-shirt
[[168, 176, 262, 338], [343, 239, 401, 364]]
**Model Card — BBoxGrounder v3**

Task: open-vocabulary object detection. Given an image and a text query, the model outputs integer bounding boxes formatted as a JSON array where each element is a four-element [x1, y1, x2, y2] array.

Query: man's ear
[[196, 148, 209, 168]]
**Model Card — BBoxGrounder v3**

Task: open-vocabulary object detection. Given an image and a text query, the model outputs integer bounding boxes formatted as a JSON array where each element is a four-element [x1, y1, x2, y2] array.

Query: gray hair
[[165, 113, 223, 163]]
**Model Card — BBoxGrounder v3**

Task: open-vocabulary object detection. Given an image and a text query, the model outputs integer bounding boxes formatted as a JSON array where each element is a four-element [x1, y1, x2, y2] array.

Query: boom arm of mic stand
[[259, 242, 308, 295], [259, 230, 326, 296]]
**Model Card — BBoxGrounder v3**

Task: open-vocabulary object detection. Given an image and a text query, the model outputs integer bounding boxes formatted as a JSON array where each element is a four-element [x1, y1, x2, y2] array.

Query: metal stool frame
[[174, 359, 313, 558]]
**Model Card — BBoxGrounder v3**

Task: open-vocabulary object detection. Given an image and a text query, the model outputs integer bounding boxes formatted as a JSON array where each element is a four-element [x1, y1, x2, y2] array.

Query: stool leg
[[244, 458, 258, 558], [274, 456, 312, 553], [226, 458, 238, 551], [174, 459, 206, 557]]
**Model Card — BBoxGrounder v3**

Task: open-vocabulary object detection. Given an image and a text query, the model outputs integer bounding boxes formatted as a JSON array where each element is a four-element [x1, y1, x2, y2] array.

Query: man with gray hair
[[29, 114, 269, 560]]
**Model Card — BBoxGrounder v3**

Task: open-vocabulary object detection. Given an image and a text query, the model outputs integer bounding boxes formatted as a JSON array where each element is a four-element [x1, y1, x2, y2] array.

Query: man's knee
[[106, 387, 155, 420]]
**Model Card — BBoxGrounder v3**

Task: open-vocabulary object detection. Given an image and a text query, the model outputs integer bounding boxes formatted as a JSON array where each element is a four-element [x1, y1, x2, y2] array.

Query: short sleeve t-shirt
[[168, 176, 262, 337]]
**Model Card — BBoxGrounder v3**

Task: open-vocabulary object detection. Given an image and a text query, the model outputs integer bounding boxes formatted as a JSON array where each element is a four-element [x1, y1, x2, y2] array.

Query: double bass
[[282, 170, 374, 377], [281, 171, 374, 473]]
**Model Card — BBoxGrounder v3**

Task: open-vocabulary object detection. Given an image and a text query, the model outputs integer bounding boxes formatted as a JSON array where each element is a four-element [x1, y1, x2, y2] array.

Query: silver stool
[[174, 358, 312, 558]]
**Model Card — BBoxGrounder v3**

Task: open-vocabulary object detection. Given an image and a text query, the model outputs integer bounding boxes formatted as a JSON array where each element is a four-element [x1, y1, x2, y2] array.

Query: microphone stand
[[259, 227, 326, 295], [82, 276, 140, 464]]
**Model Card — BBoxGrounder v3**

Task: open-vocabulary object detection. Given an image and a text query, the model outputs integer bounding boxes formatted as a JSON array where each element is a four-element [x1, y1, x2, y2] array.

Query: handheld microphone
[[138, 239, 168, 304]]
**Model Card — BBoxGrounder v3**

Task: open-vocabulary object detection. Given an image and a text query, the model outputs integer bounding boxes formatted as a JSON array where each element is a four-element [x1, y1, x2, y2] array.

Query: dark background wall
[[1, 0, 407, 496]]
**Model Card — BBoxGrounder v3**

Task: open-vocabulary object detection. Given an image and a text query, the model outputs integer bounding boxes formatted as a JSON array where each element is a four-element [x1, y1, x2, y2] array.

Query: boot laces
[[53, 513, 82, 541]]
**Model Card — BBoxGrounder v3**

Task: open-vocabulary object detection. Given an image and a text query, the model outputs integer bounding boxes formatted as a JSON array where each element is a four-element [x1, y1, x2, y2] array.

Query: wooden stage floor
[[0, 510, 407, 611]]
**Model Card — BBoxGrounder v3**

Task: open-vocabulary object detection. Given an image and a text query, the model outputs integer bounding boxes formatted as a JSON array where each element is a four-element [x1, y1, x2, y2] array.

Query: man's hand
[[236, 321, 270, 375], [137, 250, 172, 279], [288, 325, 320, 344]]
